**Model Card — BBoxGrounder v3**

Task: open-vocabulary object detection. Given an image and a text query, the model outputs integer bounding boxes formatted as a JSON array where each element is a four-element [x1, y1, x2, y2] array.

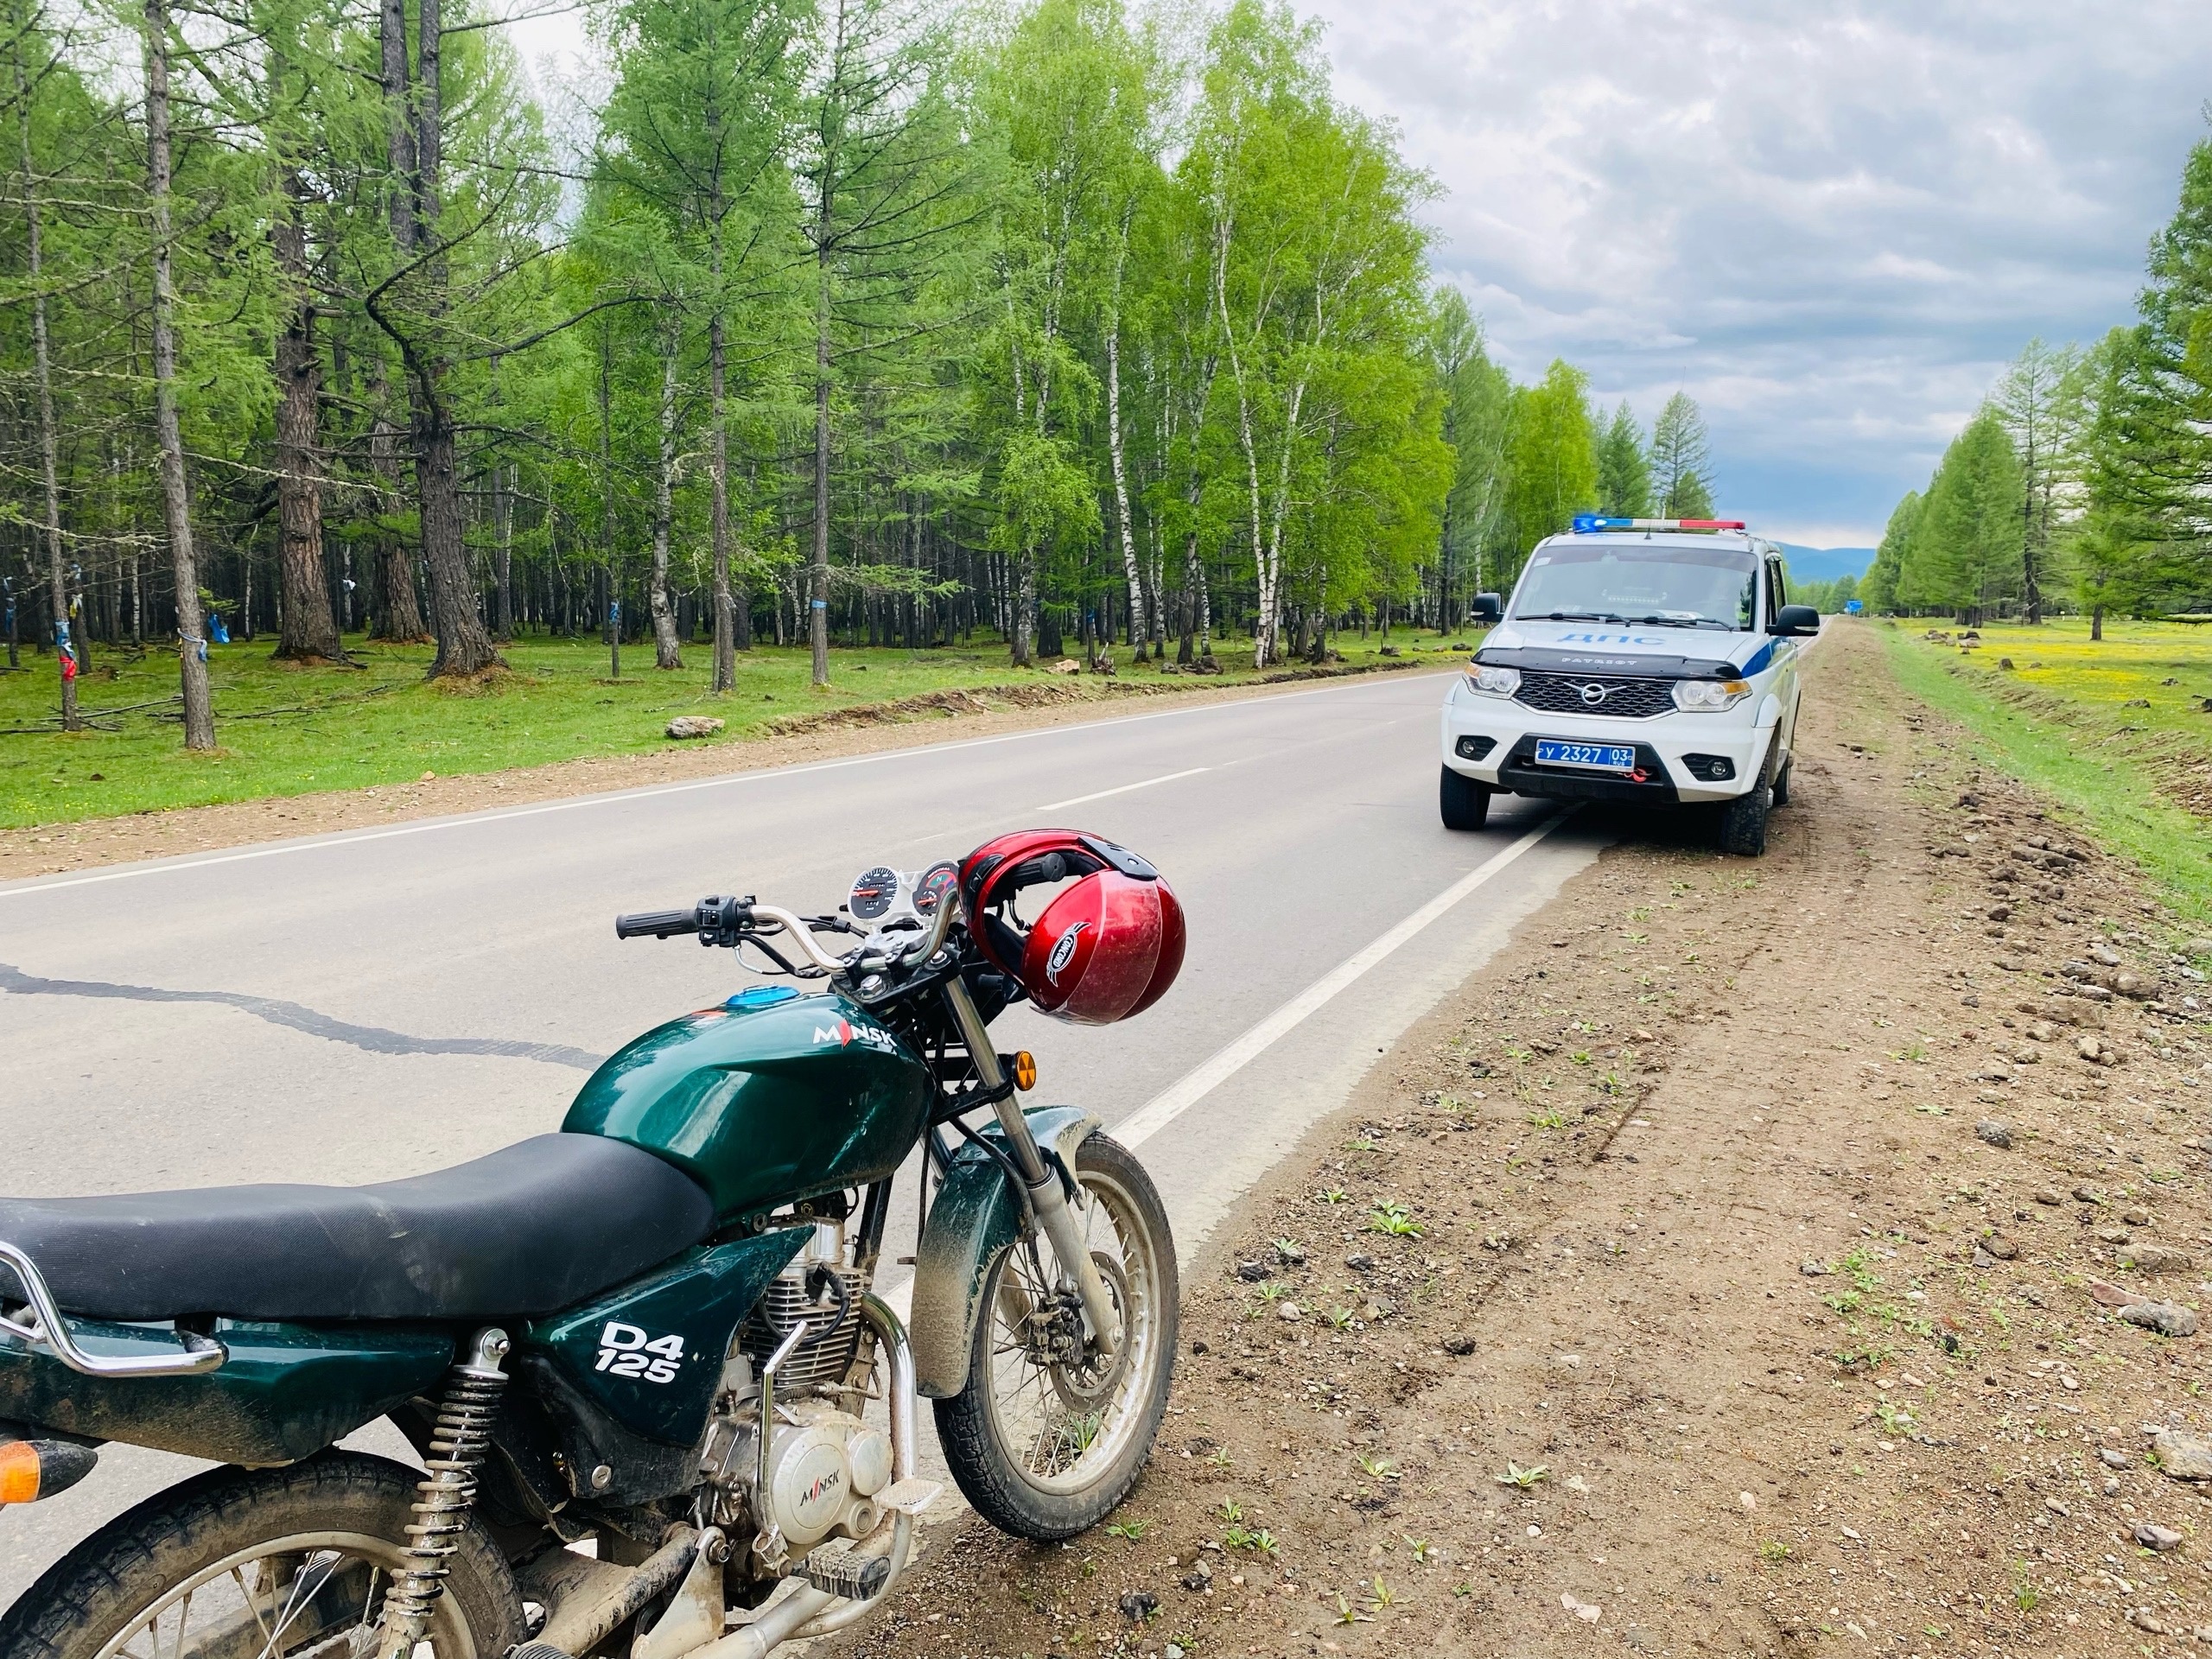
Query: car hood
[[1474, 620, 1773, 681]]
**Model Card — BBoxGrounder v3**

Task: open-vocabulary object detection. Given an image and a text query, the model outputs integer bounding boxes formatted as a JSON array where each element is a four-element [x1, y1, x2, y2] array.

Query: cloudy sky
[[1295, 0, 2212, 546], [512, 1, 2212, 549]]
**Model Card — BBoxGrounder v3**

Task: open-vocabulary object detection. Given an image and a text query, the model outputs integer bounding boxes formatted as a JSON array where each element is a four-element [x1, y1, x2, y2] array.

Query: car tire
[[1440, 766, 1492, 831], [1718, 786, 1771, 856], [1771, 756, 1792, 808]]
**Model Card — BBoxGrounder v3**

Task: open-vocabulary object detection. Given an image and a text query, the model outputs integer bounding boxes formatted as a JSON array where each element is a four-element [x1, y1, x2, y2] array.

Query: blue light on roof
[[1572, 514, 1633, 533]]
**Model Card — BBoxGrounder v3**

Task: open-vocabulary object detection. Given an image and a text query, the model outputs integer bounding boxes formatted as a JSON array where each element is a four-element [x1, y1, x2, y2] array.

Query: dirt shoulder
[[846, 620, 2212, 1659], [0, 661, 1440, 886]]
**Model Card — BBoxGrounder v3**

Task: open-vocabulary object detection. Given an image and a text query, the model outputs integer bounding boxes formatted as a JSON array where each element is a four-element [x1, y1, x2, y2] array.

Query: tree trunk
[[271, 170, 341, 662], [810, 251, 832, 684], [400, 0, 499, 679], [1212, 219, 1271, 668], [599, 317, 620, 679], [708, 318, 737, 687], [15, 27, 77, 728], [1012, 553, 1035, 665], [1104, 214, 1146, 663], [143, 0, 213, 749], [649, 314, 682, 670], [2091, 605, 2103, 642], [370, 0, 429, 652], [493, 460, 513, 639]]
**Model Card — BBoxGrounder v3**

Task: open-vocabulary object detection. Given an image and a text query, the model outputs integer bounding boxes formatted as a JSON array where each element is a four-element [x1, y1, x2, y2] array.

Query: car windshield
[[1511, 542, 1758, 632]]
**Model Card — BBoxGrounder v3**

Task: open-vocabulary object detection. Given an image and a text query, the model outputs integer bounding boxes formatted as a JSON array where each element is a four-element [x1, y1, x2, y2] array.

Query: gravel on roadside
[[836, 620, 2212, 1659]]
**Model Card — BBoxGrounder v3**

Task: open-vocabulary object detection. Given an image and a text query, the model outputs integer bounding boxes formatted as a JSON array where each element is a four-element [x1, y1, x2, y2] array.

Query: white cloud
[[1300, 0, 2212, 544]]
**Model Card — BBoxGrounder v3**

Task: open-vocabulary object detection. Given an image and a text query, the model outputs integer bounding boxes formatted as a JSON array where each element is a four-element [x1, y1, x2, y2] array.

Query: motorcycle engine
[[698, 1221, 893, 1558], [756, 1401, 894, 1550]]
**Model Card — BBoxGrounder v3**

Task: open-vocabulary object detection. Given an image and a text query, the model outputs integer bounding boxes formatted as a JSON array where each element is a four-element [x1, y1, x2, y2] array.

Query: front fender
[[910, 1105, 1100, 1399]]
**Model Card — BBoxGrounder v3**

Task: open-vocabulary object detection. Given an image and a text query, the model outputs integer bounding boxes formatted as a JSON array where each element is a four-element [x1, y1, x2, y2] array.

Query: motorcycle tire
[[936, 1132, 1178, 1541], [0, 1452, 524, 1659]]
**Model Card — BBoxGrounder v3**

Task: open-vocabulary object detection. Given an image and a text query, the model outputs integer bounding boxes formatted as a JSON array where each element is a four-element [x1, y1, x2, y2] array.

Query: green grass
[[1876, 617, 2212, 928], [0, 628, 1447, 831]]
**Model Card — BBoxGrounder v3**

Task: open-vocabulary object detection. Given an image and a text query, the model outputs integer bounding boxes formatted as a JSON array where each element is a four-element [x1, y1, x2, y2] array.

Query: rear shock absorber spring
[[374, 1328, 511, 1659]]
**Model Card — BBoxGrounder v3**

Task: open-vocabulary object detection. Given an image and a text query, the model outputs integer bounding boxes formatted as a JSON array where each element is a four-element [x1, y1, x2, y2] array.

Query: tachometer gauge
[[849, 866, 900, 921], [913, 861, 959, 916]]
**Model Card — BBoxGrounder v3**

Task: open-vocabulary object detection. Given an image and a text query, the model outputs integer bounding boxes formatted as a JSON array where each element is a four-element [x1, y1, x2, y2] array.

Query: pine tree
[[1595, 402, 1651, 518], [1649, 391, 1713, 519], [1900, 409, 2023, 623], [1861, 491, 1918, 614]]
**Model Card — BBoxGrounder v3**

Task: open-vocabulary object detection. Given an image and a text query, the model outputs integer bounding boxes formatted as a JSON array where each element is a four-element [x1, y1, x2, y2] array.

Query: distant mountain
[[1777, 544, 1875, 584]]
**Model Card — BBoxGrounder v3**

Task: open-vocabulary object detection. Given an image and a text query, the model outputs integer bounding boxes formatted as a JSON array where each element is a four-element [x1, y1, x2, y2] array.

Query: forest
[[1865, 131, 2212, 633], [0, 0, 1729, 749]]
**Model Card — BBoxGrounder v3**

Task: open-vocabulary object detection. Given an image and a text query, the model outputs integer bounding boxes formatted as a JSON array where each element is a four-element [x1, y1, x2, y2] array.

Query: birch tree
[[143, 0, 216, 747]]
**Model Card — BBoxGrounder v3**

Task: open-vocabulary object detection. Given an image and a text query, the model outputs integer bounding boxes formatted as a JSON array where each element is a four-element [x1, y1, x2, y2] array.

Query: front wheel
[[1718, 785, 1772, 856], [935, 1133, 1178, 1541], [0, 1452, 524, 1659], [1440, 766, 1492, 830]]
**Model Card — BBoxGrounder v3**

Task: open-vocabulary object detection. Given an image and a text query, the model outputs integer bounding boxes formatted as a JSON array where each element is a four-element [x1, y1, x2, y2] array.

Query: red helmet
[[958, 830, 1185, 1024]]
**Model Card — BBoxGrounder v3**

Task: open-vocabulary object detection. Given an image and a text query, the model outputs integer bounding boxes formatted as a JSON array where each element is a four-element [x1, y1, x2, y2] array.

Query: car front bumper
[[1440, 691, 1773, 804]]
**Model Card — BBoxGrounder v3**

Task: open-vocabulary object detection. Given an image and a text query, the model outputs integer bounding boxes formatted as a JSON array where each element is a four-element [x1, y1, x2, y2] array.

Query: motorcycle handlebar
[[614, 908, 702, 939]]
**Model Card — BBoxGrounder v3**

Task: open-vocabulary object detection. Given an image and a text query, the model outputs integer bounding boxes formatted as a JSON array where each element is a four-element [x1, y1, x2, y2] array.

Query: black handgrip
[[615, 908, 699, 939]]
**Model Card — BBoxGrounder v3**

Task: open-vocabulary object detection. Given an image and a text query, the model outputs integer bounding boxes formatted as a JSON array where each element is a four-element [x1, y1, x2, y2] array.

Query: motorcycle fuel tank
[[563, 986, 931, 1224]]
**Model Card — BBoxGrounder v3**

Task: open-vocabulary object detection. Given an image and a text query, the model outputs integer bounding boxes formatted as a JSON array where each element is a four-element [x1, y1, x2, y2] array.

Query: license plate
[[1534, 740, 1637, 773]]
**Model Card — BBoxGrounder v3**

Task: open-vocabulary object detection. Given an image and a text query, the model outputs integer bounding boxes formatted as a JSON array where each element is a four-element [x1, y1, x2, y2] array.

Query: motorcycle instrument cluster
[[847, 866, 900, 921]]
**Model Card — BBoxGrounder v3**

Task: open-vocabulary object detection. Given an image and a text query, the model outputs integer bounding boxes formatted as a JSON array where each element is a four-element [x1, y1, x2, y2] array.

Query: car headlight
[[1672, 678, 1751, 712], [1466, 664, 1521, 697]]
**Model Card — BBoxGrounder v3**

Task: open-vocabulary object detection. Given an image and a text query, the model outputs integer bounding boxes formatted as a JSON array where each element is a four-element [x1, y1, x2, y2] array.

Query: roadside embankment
[[841, 618, 2212, 1659], [1878, 619, 2212, 926]]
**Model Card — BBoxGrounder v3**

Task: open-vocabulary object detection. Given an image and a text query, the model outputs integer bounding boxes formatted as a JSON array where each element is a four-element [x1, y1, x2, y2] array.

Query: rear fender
[[911, 1106, 1099, 1399]]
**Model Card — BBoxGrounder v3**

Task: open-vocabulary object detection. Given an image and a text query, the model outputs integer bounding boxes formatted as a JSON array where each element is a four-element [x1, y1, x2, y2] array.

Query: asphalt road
[[0, 666, 1604, 1607]]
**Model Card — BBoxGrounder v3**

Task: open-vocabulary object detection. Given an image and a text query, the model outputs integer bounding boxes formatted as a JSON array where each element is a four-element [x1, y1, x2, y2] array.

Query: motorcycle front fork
[[940, 978, 1120, 1357]]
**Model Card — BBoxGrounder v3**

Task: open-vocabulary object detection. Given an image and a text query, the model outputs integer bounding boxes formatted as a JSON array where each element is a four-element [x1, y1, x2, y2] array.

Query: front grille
[[1455, 734, 1496, 761], [740, 1268, 869, 1389], [1514, 672, 1675, 720], [1681, 753, 1735, 782]]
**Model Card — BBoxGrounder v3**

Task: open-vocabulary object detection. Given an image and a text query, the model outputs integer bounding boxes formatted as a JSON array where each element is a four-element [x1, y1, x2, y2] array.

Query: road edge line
[[1113, 807, 1575, 1150]]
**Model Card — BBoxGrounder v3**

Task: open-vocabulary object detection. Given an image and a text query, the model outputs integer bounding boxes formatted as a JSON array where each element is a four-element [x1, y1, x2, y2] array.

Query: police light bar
[[1572, 514, 1746, 533]]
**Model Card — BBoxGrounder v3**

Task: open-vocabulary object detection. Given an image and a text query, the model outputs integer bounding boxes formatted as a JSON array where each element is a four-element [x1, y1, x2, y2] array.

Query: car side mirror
[[1469, 593, 1502, 625], [1771, 604, 1820, 636]]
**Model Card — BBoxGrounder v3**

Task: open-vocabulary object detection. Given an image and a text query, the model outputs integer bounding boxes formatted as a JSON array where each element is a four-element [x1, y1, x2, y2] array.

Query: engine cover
[[760, 1402, 893, 1550]]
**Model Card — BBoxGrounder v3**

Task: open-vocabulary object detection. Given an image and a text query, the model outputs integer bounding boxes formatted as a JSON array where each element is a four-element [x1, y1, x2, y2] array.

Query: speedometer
[[849, 866, 900, 921], [913, 861, 958, 916]]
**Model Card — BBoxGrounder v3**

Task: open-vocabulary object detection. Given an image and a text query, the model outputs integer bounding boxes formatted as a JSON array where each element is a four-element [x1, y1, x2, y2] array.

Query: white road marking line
[[876, 805, 1571, 1326], [0, 671, 1451, 900], [1033, 767, 1209, 813], [1113, 808, 1573, 1149]]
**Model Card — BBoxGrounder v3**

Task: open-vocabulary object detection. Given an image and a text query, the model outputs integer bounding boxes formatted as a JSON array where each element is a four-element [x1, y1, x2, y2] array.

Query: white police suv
[[1438, 516, 1820, 856]]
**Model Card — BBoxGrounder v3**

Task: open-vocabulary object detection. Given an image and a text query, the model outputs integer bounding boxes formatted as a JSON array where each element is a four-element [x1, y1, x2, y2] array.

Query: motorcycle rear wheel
[[0, 1452, 524, 1659], [935, 1133, 1178, 1541]]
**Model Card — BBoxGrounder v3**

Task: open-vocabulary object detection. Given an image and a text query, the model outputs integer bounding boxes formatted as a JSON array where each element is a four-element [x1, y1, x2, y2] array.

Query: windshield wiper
[[1533, 611, 1625, 623], [1632, 615, 1735, 630]]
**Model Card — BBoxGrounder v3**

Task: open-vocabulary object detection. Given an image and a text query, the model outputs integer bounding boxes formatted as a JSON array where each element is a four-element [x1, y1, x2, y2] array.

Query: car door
[[1764, 556, 1802, 753]]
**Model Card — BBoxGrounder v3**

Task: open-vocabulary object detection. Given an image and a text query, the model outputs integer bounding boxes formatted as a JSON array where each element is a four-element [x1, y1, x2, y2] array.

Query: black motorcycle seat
[[0, 1134, 715, 1324]]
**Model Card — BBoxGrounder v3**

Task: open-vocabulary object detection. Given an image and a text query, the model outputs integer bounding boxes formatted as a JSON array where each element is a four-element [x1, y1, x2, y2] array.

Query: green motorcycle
[[0, 829, 1185, 1659]]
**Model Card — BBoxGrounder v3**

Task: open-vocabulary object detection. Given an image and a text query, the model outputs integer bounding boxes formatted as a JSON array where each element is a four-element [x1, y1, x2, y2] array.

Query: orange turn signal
[[0, 1437, 99, 1506], [1012, 1051, 1037, 1091], [0, 1442, 43, 1505]]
